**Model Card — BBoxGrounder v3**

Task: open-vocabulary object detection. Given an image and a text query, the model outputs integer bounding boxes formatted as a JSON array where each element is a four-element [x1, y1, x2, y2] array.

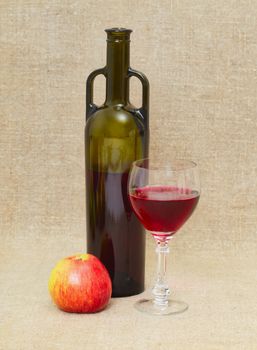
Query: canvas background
[[1, 1, 257, 349]]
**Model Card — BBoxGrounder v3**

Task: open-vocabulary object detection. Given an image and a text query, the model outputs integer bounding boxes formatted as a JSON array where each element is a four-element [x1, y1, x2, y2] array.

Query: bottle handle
[[86, 67, 106, 120], [128, 68, 149, 123]]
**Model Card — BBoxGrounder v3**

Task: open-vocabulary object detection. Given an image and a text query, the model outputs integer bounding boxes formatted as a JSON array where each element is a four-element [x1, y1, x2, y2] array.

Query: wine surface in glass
[[129, 186, 199, 235]]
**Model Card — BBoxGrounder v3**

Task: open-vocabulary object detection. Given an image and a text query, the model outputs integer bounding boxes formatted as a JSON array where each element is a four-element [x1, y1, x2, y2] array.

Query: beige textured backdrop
[[1, 1, 257, 349], [1, 0, 257, 247]]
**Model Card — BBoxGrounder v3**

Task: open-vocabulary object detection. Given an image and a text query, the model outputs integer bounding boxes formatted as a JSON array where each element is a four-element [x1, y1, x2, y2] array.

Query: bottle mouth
[[105, 28, 132, 42]]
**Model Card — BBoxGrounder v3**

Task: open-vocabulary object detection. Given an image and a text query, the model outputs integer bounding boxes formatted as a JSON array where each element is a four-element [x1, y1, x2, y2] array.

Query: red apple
[[48, 253, 112, 313]]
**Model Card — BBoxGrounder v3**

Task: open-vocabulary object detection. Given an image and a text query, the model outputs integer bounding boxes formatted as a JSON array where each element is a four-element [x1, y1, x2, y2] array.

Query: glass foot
[[135, 298, 188, 316]]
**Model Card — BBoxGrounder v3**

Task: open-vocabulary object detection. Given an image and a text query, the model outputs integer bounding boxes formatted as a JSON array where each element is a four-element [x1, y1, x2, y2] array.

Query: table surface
[[1, 232, 256, 350]]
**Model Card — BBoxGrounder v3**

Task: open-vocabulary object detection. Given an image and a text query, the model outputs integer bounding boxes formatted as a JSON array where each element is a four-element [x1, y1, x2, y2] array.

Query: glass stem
[[152, 239, 170, 308]]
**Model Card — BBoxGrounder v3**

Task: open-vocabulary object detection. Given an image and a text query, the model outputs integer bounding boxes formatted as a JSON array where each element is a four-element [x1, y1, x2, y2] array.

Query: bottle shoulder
[[86, 105, 145, 137]]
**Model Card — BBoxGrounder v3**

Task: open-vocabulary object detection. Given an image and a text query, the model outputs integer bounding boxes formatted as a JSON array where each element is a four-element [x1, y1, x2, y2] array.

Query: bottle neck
[[105, 39, 130, 105]]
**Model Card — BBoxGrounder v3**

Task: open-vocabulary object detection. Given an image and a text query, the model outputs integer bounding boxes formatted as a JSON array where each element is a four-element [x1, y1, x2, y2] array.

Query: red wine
[[86, 170, 145, 297], [129, 186, 199, 236]]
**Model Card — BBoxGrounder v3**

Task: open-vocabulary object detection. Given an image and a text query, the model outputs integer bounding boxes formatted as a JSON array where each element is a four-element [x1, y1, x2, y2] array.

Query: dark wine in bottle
[[85, 28, 149, 297]]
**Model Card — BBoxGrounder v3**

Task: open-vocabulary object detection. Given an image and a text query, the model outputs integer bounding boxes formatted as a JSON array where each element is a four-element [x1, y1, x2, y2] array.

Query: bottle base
[[111, 271, 144, 298], [111, 287, 144, 298]]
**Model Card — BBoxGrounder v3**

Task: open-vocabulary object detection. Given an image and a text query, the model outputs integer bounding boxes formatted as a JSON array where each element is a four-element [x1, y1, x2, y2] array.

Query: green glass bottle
[[85, 28, 149, 297]]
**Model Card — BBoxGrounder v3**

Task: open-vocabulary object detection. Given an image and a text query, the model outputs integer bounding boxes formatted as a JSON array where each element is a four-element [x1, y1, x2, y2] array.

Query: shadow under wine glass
[[128, 158, 200, 315]]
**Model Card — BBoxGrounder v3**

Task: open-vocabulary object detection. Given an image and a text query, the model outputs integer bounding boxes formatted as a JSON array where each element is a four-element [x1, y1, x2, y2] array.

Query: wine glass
[[128, 158, 200, 315]]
